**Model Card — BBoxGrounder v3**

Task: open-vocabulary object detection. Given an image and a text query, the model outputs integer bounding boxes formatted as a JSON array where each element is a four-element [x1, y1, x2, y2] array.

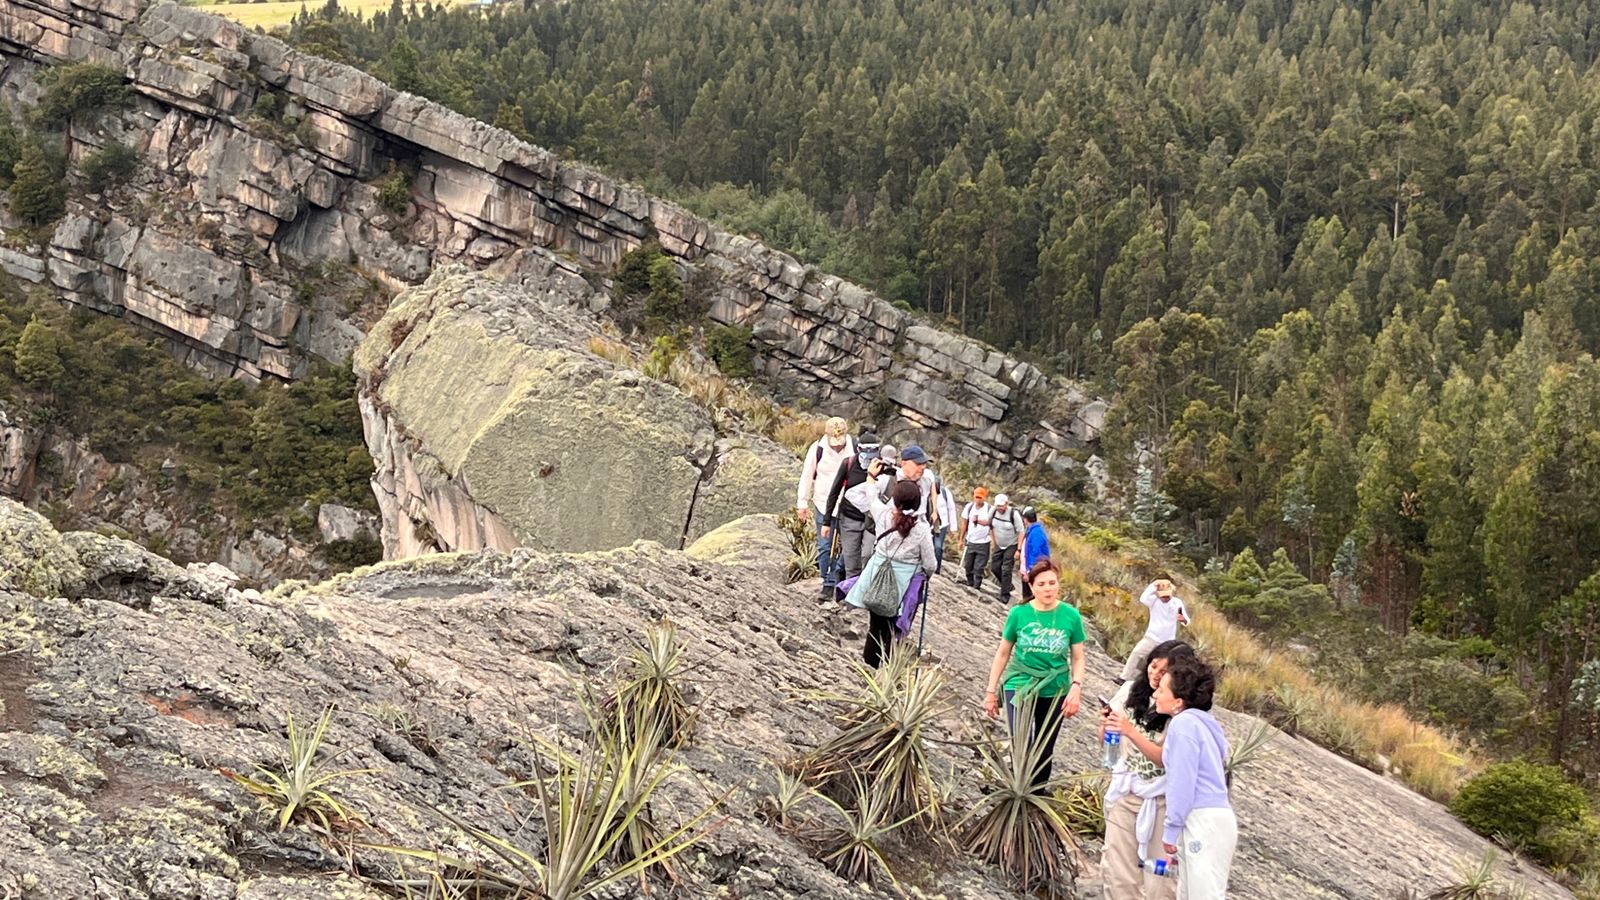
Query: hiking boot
[[819, 585, 835, 600]]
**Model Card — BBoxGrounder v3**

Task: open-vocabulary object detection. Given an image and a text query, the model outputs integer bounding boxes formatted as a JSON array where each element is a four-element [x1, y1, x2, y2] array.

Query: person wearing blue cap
[[895, 445, 941, 531]]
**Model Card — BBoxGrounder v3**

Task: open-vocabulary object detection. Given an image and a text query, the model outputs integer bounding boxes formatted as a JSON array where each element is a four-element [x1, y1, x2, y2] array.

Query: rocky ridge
[[0, 496, 1578, 900], [0, 0, 1103, 471]]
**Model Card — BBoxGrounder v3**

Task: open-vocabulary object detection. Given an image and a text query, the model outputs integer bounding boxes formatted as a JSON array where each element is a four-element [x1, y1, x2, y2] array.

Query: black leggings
[[863, 612, 897, 668], [1004, 690, 1064, 787]]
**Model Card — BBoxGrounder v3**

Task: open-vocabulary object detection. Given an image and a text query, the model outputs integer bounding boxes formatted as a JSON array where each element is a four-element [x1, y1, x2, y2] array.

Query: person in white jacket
[[1100, 640, 1196, 900], [1118, 579, 1189, 684], [795, 417, 854, 598]]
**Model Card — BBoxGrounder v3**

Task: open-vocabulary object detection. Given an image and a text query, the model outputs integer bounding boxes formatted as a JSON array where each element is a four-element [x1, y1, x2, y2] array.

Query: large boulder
[[355, 268, 794, 558], [686, 437, 797, 544], [62, 531, 225, 606]]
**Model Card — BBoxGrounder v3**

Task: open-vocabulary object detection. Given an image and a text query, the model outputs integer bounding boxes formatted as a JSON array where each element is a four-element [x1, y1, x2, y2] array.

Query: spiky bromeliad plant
[[793, 643, 948, 823], [610, 620, 697, 745], [762, 765, 812, 833], [959, 695, 1082, 895], [374, 688, 725, 900], [779, 510, 819, 583], [802, 772, 926, 888], [1424, 851, 1527, 900], [1223, 719, 1278, 785], [223, 704, 373, 835]]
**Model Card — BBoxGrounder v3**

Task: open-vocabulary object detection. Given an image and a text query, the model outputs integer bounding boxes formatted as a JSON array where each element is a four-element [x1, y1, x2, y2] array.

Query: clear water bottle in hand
[[1141, 857, 1178, 878], [1102, 728, 1122, 768]]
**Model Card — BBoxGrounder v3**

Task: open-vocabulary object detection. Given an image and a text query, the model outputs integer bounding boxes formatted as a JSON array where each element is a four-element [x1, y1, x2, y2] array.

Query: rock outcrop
[[0, 498, 224, 602], [0, 0, 1101, 471], [353, 266, 794, 556], [0, 399, 368, 585], [0, 406, 38, 497], [0, 497, 1576, 900]]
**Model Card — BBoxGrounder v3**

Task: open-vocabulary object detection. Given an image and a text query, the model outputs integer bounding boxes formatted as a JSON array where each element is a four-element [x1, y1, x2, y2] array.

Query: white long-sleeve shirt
[[1139, 582, 1189, 642], [937, 486, 957, 535], [796, 438, 854, 514]]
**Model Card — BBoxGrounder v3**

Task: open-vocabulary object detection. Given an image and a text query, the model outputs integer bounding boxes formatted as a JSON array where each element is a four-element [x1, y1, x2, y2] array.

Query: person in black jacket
[[821, 433, 886, 582]]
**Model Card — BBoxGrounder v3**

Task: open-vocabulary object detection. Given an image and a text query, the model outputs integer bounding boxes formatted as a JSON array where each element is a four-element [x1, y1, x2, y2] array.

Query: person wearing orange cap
[[959, 486, 995, 591]]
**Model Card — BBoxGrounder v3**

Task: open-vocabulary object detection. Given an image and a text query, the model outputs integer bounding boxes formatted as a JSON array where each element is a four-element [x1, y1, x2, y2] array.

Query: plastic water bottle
[[1102, 728, 1122, 768], [1141, 857, 1178, 878]]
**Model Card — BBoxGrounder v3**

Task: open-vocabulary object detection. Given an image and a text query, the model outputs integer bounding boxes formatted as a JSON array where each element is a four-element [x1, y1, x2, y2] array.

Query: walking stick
[[829, 526, 845, 592], [916, 574, 932, 654]]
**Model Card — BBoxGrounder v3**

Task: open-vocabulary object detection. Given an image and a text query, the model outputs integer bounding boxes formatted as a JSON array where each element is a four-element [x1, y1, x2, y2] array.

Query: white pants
[[1120, 635, 1163, 682], [1176, 807, 1237, 900]]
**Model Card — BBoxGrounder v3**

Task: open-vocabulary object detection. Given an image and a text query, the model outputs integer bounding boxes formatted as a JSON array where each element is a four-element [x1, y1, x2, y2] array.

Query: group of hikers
[[796, 418, 1239, 899]]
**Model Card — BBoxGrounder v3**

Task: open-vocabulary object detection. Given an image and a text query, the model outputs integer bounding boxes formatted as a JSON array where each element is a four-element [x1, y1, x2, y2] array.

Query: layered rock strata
[[0, 0, 1103, 469]]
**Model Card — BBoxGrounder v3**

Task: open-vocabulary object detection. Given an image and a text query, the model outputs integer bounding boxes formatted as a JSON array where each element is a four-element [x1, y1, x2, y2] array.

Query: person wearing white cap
[[796, 417, 854, 599], [988, 493, 1026, 604]]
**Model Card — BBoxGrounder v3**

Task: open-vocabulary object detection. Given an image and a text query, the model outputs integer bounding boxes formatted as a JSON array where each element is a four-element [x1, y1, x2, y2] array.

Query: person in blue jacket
[[1020, 506, 1051, 601]]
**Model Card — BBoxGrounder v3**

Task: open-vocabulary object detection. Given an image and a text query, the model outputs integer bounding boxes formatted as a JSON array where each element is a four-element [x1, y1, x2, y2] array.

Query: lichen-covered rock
[[686, 438, 798, 543], [62, 531, 225, 606], [0, 518, 1577, 900], [0, 499, 84, 598], [685, 512, 791, 572], [356, 268, 790, 559]]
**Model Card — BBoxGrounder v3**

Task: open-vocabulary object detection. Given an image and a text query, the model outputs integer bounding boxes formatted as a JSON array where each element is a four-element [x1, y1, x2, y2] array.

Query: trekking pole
[[829, 527, 845, 594], [916, 575, 932, 655]]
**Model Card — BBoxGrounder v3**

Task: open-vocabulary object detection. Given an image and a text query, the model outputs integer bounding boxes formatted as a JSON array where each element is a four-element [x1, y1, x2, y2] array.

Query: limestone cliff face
[[353, 266, 795, 557], [0, 0, 1102, 470]]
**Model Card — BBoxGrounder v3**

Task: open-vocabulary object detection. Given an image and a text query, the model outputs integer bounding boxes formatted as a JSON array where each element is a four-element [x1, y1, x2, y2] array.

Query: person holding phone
[[1118, 579, 1190, 685], [981, 558, 1086, 787], [1100, 640, 1197, 900]]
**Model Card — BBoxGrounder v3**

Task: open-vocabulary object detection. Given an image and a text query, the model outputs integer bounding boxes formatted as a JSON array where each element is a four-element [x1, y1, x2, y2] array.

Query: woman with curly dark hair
[[1153, 656, 1235, 898], [1100, 640, 1196, 900]]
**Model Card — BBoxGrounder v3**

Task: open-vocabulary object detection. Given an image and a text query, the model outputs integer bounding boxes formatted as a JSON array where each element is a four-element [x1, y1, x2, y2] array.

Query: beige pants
[[1104, 793, 1178, 900], [1119, 635, 1163, 683], [1176, 807, 1238, 900]]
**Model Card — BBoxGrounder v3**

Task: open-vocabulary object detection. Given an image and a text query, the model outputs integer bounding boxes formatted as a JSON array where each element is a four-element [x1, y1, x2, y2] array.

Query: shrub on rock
[[1449, 760, 1590, 865]]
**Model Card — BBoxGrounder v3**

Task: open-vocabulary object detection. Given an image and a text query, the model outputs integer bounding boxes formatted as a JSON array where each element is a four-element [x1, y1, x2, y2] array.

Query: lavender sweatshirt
[[1161, 708, 1232, 844]]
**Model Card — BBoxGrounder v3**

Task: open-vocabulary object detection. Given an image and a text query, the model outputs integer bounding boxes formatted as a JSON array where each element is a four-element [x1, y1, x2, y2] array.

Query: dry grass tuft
[[773, 418, 827, 454], [587, 335, 636, 368]]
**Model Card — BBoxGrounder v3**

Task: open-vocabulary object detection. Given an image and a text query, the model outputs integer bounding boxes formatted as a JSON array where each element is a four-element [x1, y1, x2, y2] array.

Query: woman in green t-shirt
[[983, 558, 1087, 786]]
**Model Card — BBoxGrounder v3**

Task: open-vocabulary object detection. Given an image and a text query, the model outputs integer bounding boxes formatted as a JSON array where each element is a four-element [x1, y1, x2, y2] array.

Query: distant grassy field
[[198, 0, 470, 30]]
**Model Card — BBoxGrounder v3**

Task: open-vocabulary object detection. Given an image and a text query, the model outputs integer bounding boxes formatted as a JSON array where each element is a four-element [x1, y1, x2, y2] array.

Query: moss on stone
[[686, 514, 790, 572], [687, 444, 797, 543], [0, 499, 84, 599]]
